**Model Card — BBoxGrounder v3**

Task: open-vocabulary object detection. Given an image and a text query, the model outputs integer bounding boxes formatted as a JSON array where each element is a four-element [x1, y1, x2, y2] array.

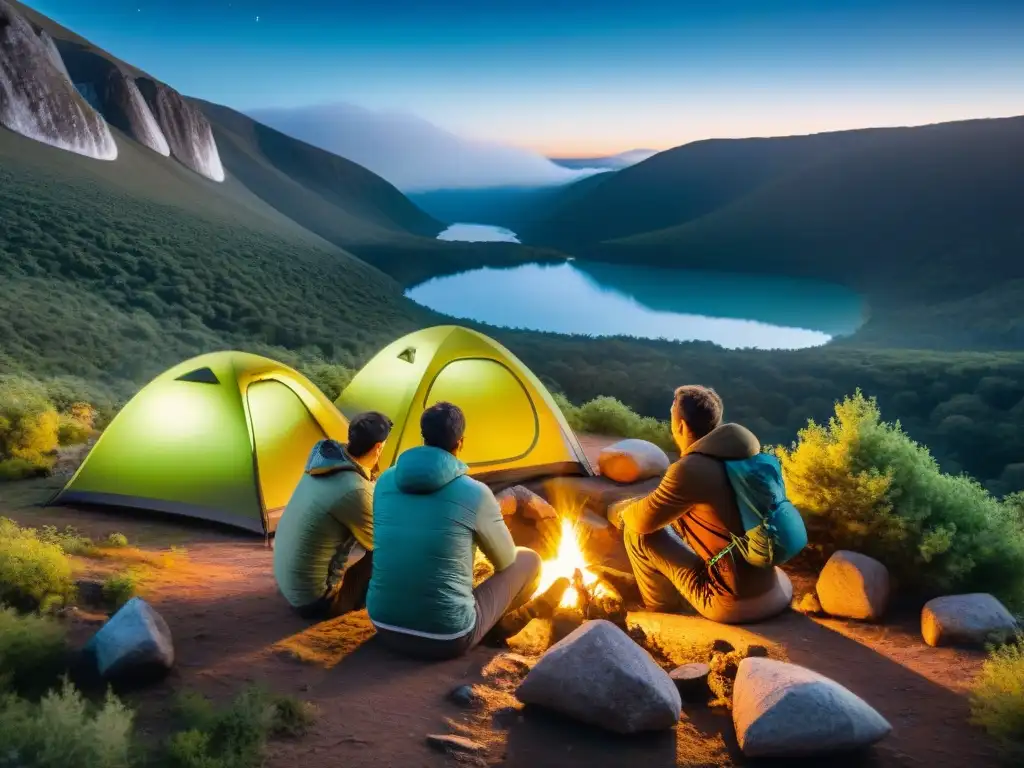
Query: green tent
[[51, 351, 349, 534]]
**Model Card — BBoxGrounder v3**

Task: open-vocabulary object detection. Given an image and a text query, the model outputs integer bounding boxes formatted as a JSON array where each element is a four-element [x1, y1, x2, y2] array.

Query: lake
[[415, 224, 864, 349]]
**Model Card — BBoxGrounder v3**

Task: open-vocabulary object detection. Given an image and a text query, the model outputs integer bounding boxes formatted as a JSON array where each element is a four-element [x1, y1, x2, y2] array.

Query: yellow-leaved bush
[[778, 391, 1024, 608]]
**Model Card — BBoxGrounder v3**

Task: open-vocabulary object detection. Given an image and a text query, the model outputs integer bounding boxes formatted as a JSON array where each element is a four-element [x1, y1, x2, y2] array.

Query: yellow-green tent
[[51, 351, 349, 534], [336, 326, 593, 485]]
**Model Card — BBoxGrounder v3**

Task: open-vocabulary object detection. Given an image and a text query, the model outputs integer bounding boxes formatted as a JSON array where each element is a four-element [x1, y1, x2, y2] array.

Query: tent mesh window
[[397, 347, 416, 364], [175, 367, 220, 385]]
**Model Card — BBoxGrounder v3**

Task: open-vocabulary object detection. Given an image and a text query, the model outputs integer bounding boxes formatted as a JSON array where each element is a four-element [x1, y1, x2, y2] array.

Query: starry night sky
[[25, 0, 1024, 155]]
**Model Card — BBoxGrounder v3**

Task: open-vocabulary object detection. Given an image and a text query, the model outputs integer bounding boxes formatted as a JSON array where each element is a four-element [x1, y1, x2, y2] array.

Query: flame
[[533, 517, 607, 609]]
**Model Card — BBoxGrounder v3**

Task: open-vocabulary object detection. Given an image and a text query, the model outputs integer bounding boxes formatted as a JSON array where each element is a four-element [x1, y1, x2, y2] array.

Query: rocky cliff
[[0, 0, 117, 160], [101, 68, 169, 156], [137, 77, 224, 182], [36, 28, 68, 79]]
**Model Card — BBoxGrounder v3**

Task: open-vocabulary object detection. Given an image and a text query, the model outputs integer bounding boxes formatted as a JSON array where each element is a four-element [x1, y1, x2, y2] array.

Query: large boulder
[[921, 593, 1018, 648], [86, 597, 174, 679], [816, 550, 890, 621], [599, 439, 670, 484], [515, 619, 681, 734], [733, 657, 892, 758]]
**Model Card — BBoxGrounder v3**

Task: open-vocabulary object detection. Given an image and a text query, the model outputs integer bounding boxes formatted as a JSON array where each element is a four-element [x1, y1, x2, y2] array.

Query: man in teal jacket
[[273, 411, 392, 621], [368, 401, 568, 659]]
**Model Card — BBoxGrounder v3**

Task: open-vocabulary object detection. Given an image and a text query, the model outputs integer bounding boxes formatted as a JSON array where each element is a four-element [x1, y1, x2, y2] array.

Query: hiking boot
[[484, 577, 572, 644]]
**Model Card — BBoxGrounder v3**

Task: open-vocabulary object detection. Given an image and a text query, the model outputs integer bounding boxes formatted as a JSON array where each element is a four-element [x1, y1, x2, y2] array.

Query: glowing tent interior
[[50, 351, 349, 534], [336, 325, 594, 485]]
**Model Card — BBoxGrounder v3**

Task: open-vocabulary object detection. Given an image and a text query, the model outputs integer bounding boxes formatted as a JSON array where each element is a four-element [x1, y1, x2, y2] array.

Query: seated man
[[368, 401, 568, 659], [609, 386, 792, 624], [273, 411, 392, 621]]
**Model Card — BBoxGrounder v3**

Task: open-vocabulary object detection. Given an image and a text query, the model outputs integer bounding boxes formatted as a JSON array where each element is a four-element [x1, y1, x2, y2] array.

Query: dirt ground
[[0, 436, 1005, 768]]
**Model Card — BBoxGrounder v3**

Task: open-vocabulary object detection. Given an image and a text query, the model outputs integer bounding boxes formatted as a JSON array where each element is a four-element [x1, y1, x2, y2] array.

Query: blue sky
[[26, 0, 1024, 155]]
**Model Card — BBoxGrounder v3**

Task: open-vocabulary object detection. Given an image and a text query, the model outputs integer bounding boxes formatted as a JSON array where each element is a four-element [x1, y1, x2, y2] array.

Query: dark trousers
[[296, 550, 374, 621]]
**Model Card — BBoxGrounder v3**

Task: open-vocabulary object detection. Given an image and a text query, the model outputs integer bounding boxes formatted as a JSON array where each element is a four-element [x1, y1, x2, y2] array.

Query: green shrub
[[0, 457, 48, 481], [778, 392, 1024, 608], [0, 376, 60, 477], [0, 679, 135, 768], [106, 532, 129, 549], [970, 640, 1024, 744], [37, 524, 98, 557], [299, 362, 354, 403], [554, 393, 674, 452], [102, 572, 138, 611], [0, 608, 68, 696], [167, 687, 316, 768], [0, 518, 75, 611]]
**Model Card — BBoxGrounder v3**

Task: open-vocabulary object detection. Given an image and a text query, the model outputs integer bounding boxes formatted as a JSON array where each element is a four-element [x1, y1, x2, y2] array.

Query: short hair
[[347, 411, 393, 457], [672, 385, 723, 440], [421, 401, 465, 452]]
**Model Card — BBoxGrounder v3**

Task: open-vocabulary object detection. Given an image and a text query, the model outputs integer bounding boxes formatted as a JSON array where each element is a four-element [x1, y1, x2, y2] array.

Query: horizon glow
[[24, 0, 1024, 156]]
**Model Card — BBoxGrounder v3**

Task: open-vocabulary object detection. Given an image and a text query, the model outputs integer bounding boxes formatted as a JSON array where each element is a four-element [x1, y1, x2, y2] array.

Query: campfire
[[533, 517, 612, 610]]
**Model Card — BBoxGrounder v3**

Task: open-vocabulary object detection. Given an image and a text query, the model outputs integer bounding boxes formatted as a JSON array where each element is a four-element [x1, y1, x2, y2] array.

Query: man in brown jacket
[[609, 385, 792, 624]]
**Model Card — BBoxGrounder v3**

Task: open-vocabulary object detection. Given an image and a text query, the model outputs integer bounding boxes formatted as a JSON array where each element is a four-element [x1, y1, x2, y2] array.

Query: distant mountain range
[[521, 119, 1024, 349], [247, 103, 607, 192]]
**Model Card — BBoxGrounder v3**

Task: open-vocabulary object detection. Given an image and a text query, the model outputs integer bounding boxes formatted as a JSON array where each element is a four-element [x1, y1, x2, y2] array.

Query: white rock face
[[36, 29, 69, 80], [599, 438, 671, 483], [102, 68, 169, 156], [515, 619, 681, 734], [733, 657, 892, 758], [921, 593, 1018, 647], [816, 550, 891, 620], [0, 2, 117, 160], [137, 77, 224, 181]]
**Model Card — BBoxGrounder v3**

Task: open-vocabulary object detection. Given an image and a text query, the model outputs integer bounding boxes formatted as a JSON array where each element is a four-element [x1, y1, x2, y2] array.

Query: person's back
[[368, 445, 494, 637], [368, 401, 565, 659], [273, 412, 392, 620], [612, 385, 792, 624]]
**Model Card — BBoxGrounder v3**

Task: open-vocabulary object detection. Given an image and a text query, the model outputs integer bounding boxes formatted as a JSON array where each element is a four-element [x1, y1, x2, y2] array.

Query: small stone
[[921, 593, 1019, 648], [711, 639, 736, 654], [745, 644, 770, 658], [425, 734, 486, 754], [516, 620, 681, 733], [669, 663, 711, 702], [816, 551, 891, 621], [448, 684, 484, 708], [793, 592, 824, 615], [733, 657, 892, 757]]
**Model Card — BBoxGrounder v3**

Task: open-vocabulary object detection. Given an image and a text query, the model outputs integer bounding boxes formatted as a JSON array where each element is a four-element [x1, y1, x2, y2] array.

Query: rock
[[669, 663, 711, 702], [746, 644, 770, 658], [448, 684, 485, 708], [495, 485, 557, 521], [711, 638, 736, 654], [515, 620, 681, 734], [921, 593, 1019, 648], [793, 592, 824, 615], [136, 77, 225, 182], [733, 657, 892, 757], [816, 551, 891, 620], [74, 578, 105, 607], [85, 597, 174, 679], [425, 734, 485, 755], [599, 439, 671, 484]]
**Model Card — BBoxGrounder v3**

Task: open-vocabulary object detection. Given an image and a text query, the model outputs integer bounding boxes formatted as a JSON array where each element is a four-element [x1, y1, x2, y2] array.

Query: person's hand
[[607, 499, 629, 531]]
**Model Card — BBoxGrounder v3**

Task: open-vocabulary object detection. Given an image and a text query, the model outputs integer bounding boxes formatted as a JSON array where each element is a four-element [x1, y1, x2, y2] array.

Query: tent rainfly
[[336, 325, 594, 485], [51, 351, 349, 534]]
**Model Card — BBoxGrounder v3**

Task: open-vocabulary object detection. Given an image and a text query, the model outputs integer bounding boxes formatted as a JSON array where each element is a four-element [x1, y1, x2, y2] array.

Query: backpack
[[704, 452, 807, 571]]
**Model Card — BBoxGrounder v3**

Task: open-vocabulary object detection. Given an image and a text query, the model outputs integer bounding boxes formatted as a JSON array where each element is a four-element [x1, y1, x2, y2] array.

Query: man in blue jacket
[[368, 401, 568, 659]]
